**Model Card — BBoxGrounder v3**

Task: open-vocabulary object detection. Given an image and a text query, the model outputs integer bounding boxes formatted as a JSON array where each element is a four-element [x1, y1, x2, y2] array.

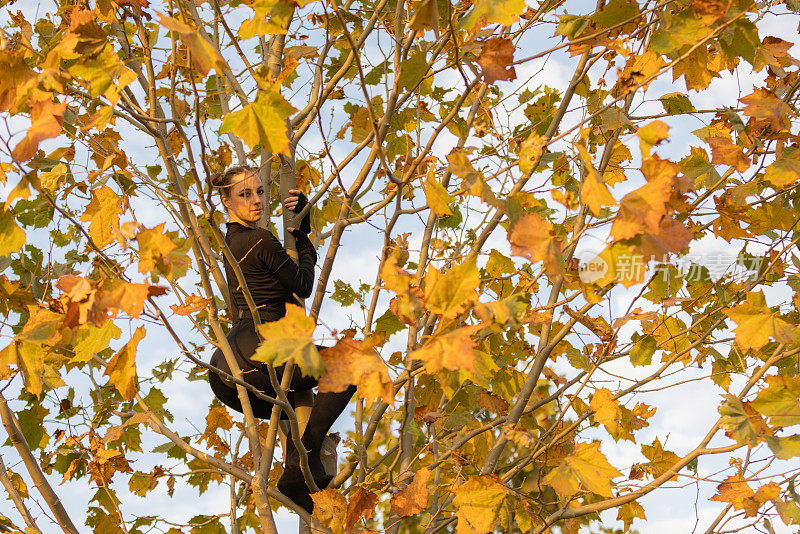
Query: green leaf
[[219, 89, 296, 155], [718, 394, 770, 446], [15, 403, 49, 450], [659, 92, 697, 114], [398, 51, 428, 91], [375, 308, 405, 338], [765, 435, 800, 459], [630, 335, 656, 366]]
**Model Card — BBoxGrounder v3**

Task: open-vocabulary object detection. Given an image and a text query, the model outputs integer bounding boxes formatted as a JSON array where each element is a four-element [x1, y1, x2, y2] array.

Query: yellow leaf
[[391, 470, 431, 517], [80, 185, 124, 248], [459, 0, 525, 31], [710, 474, 754, 510], [452, 475, 507, 534], [578, 145, 616, 216], [18, 342, 44, 397], [610, 161, 675, 241], [518, 132, 545, 174], [637, 120, 669, 158], [159, 14, 226, 75], [318, 337, 394, 406], [590, 388, 618, 428], [0, 206, 26, 256], [11, 99, 66, 162], [764, 154, 800, 187], [254, 304, 323, 377], [740, 88, 792, 132], [239, 0, 294, 38], [410, 325, 481, 374], [424, 260, 479, 318], [219, 89, 296, 156], [723, 292, 800, 350], [380, 253, 414, 294], [136, 223, 178, 276], [424, 170, 454, 217], [543, 442, 622, 498], [105, 326, 145, 401]]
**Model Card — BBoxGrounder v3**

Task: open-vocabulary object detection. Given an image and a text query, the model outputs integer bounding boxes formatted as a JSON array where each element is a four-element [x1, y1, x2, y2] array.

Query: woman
[[207, 165, 355, 514]]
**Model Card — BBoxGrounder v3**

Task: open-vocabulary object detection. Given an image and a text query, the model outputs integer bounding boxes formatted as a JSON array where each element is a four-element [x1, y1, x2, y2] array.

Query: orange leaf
[[391, 470, 431, 517], [707, 136, 750, 172], [508, 213, 563, 277], [105, 326, 145, 401], [478, 37, 517, 84], [11, 99, 66, 162], [311, 488, 347, 530], [318, 337, 394, 406], [740, 88, 792, 132], [170, 294, 212, 316], [344, 488, 378, 529], [710, 474, 754, 510]]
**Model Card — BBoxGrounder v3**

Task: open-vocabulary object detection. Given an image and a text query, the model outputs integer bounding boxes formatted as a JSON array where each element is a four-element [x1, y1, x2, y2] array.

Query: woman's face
[[222, 172, 264, 226]]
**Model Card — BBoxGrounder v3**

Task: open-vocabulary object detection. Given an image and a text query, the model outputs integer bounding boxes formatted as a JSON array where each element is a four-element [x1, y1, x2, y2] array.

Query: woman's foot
[[276, 449, 334, 514]]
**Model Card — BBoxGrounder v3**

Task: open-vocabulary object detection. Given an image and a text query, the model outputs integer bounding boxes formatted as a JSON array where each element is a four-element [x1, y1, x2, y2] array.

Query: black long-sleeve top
[[223, 222, 317, 320]]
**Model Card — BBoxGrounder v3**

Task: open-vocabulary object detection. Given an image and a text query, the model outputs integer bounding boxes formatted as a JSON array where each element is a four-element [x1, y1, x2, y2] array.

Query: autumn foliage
[[1, 0, 800, 533]]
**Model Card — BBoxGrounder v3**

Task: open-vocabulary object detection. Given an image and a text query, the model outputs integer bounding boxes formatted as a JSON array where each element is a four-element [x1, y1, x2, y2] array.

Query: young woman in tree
[[207, 166, 355, 513]]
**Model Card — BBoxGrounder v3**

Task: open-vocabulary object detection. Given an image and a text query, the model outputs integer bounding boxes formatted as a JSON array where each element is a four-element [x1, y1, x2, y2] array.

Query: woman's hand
[[284, 189, 308, 213]]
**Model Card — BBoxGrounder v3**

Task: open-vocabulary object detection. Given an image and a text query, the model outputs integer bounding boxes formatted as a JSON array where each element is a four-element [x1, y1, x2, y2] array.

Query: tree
[[1, 0, 800, 532]]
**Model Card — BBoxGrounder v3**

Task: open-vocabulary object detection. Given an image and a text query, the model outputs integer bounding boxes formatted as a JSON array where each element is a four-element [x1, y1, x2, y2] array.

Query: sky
[[1, 1, 799, 533]]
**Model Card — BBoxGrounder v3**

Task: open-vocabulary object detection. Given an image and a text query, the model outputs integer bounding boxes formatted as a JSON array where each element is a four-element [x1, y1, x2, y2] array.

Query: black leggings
[[208, 319, 319, 418]]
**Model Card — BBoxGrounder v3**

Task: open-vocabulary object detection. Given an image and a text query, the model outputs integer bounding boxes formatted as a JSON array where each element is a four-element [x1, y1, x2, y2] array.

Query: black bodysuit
[[208, 221, 319, 417]]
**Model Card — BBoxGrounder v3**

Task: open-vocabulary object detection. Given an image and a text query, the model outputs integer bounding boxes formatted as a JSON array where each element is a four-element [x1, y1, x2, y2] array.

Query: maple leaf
[[318, 337, 394, 406], [616, 501, 646, 532], [311, 488, 347, 531], [707, 136, 750, 172], [764, 151, 800, 187], [344, 488, 378, 529], [159, 14, 226, 76], [637, 120, 669, 158], [424, 260, 480, 318], [409, 0, 440, 33], [543, 441, 622, 498], [254, 304, 323, 378], [718, 395, 772, 446], [740, 88, 792, 132], [137, 223, 178, 276], [391, 470, 430, 517], [710, 474, 754, 510], [72, 322, 121, 363], [459, 0, 525, 31], [453, 475, 507, 534], [751, 375, 800, 428], [410, 325, 481, 374], [590, 388, 619, 430], [105, 326, 145, 401], [723, 292, 800, 350], [11, 99, 66, 162], [639, 438, 681, 479], [219, 89, 297, 155], [508, 213, 563, 277], [765, 435, 800, 459], [80, 185, 125, 248], [578, 146, 616, 216], [611, 162, 675, 240], [478, 38, 517, 84], [97, 281, 164, 320], [424, 170, 454, 217], [0, 206, 26, 256], [170, 295, 212, 316]]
